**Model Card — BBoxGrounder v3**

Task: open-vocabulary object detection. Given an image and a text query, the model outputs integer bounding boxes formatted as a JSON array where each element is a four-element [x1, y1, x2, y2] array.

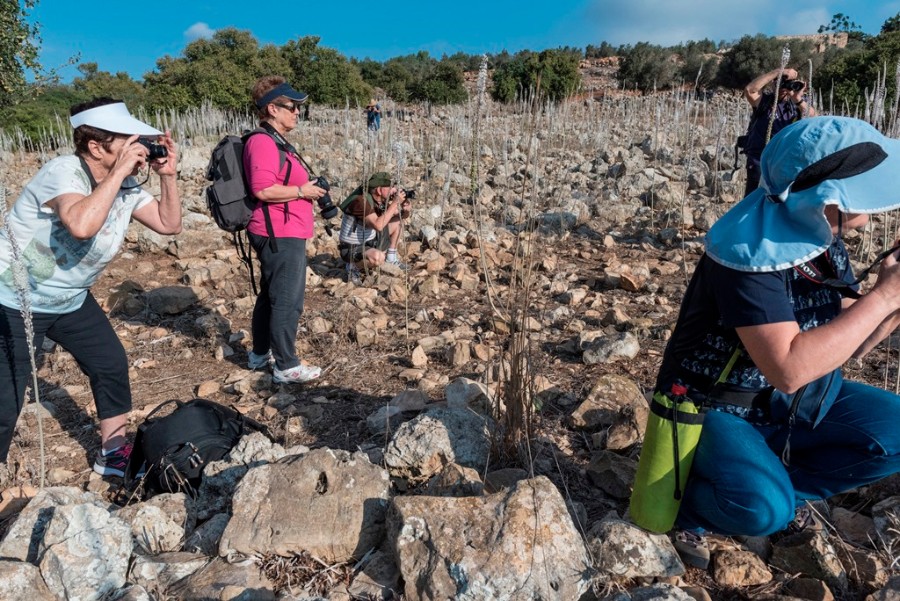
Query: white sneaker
[[385, 257, 409, 272], [248, 350, 273, 370], [273, 363, 322, 384]]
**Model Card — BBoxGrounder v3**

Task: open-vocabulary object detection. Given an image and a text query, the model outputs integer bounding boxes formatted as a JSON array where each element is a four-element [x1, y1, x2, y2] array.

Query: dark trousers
[[744, 163, 761, 198], [0, 293, 131, 462], [248, 234, 308, 370]]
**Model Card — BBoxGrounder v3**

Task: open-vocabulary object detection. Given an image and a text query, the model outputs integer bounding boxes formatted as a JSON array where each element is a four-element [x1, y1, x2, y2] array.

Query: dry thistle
[[0, 185, 45, 488], [765, 44, 792, 144]]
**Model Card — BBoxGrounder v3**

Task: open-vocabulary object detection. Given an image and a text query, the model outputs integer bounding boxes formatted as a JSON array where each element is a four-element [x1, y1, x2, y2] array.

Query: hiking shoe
[[787, 505, 825, 534], [673, 529, 710, 570], [93, 444, 134, 477], [345, 264, 363, 285], [385, 258, 409, 272], [247, 350, 274, 370], [273, 363, 322, 384]]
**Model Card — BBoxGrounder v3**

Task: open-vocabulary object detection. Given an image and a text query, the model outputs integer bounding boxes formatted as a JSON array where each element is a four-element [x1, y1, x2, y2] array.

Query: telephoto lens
[[314, 176, 339, 219]]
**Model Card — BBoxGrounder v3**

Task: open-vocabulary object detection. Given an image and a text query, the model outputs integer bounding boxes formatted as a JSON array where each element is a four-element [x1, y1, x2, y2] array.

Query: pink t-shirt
[[243, 133, 314, 239]]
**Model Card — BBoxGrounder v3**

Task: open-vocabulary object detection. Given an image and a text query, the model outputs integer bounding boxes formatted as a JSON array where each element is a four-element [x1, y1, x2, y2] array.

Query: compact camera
[[137, 138, 168, 161], [785, 79, 806, 93], [313, 176, 339, 219]]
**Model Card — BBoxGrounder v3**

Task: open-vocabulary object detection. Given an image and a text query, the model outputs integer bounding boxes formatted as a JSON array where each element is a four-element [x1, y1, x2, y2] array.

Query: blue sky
[[31, 0, 900, 82]]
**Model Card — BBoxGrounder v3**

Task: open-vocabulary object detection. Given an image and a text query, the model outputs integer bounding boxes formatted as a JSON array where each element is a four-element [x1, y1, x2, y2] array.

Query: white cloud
[[184, 22, 215, 42]]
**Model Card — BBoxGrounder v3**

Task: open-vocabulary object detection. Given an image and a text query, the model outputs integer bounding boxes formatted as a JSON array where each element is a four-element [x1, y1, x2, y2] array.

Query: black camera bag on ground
[[124, 398, 269, 496]]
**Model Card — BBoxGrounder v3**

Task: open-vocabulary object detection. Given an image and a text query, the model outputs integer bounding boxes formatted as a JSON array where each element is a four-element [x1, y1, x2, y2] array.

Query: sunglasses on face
[[273, 101, 303, 113]]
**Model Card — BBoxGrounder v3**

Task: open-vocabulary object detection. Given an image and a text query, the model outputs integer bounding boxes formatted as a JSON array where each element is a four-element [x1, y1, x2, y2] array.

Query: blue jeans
[[248, 234, 307, 370], [676, 380, 900, 536]]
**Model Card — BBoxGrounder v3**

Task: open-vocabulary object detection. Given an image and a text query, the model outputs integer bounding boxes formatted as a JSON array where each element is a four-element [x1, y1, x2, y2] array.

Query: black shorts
[[339, 230, 389, 263]]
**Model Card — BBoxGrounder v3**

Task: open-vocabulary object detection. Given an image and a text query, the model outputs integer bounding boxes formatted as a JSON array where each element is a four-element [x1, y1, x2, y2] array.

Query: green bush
[[490, 48, 581, 103], [618, 42, 677, 91], [714, 34, 815, 90], [0, 85, 86, 144]]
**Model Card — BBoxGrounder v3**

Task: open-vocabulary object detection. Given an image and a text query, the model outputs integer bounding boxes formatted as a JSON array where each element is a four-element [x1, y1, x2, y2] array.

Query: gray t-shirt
[[0, 155, 152, 313]]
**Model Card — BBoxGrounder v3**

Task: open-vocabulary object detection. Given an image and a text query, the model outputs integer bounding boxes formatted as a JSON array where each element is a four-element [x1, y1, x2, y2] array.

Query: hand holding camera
[[309, 176, 338, 219], [140, 131, 177, 176]]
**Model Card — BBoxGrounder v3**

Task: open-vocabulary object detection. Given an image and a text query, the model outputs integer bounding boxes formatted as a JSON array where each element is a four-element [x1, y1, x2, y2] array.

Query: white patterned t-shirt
[[0, 155, 153, 314]]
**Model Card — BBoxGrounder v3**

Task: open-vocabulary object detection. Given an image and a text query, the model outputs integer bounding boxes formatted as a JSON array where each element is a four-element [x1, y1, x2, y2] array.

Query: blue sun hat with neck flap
[[706, 116, 900, 272]]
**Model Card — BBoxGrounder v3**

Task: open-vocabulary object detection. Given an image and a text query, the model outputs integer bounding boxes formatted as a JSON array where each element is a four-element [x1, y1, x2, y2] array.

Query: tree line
[[2, 4, 900, 141]]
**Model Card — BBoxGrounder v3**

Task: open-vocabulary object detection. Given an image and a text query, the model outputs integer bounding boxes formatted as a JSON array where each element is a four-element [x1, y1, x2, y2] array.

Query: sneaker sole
[[273, 367, 322, 384], [92, 462, 127, 477]]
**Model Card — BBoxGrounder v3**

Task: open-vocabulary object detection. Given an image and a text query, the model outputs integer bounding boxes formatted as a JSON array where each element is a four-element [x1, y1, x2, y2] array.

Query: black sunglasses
[[272, 101, 303, 112]]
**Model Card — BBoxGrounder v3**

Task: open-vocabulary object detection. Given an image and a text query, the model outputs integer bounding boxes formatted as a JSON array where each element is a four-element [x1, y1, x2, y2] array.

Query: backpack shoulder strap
[[243, 128, 288, 172]]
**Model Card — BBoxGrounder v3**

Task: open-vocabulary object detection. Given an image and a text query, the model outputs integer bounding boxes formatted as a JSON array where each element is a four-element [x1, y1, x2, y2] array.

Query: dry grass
[[259, 551, 354, 597]]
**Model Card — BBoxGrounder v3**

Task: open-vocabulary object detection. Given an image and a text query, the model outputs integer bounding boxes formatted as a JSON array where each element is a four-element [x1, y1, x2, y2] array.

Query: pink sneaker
[[93, 444, 133, 477]]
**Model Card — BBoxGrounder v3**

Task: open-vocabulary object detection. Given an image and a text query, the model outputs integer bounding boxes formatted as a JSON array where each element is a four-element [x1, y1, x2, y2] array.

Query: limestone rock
[[220, 448, 391, 563], [38, 502, 132, 601], [0, 560, 56, 600], [390, 476, 592, 600], [588, 518, 684, 580], [384, 407, 493, 481], [711, 547, 772, 586]]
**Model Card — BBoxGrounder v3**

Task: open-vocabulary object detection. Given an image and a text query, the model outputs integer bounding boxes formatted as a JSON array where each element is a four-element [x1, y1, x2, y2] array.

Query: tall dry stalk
[[0, 185, 45, 488], [765, 45, 791, 144]]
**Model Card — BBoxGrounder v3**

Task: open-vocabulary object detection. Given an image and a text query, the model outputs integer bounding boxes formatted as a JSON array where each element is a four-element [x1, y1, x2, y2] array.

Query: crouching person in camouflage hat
[[338, 171, 411, 284]]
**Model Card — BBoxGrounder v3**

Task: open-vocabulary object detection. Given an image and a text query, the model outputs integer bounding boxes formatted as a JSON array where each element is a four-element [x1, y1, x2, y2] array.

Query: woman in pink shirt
[[243, 76, 326, 384]]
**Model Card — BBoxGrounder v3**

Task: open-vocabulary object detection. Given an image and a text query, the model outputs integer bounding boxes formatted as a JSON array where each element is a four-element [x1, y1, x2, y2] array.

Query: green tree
[[882, 13, 900, 35], [714, 34, 815, 90], [143, 28, 288, 111], [411, 60, 467, 104], [490, 48, 581, 103], [818, 13, 862, 35], [816, 30, 900, 109], [585, 42, 617, 59], [72, 63, 144, 107], [617, 42, 677, 91], [0, 84, 85, 143], [0, 0, 63, 107], [678, 44, 719, 89], [282, 36, 370, 106]]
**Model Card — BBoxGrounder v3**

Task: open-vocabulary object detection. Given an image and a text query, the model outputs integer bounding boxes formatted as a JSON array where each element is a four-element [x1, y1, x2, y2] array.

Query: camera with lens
[[313, 176, 339, 219], [785, 79, 806, 92], [393, 188, 416, 201], [137, 137, 168, 161]]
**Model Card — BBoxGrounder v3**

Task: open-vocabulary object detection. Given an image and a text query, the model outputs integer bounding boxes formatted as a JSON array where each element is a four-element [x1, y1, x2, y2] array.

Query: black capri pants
[[0, 292, 131, 462]]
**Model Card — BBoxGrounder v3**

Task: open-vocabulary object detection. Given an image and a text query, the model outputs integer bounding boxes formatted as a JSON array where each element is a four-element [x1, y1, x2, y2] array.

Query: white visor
[[69, 102, 162, 135]]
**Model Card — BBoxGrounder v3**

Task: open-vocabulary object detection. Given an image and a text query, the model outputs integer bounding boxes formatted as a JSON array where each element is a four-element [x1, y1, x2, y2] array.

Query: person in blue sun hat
[[634, 116, 900, 569]]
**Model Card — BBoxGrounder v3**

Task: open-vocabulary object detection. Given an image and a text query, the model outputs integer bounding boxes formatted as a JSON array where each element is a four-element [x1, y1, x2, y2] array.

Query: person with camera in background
[[339, 171, 411, 284], [243, 75, 327, 384], [365, 99, 381, 132], [741, 67, 816, 196], [0, 97, 180, 479]]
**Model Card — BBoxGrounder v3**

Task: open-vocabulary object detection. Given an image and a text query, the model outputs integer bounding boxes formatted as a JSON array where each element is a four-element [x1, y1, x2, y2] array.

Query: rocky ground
[[1, 93, 900, 600]]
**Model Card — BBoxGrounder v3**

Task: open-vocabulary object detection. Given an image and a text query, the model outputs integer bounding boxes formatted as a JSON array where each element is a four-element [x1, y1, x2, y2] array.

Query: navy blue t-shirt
[[656, 238, 853, 400], [744, 92, 804, 166]]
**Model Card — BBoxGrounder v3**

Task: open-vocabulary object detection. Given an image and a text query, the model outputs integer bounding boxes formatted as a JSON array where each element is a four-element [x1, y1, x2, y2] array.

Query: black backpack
[[205, 129, 289, 294], [125, 398, 269, 496]]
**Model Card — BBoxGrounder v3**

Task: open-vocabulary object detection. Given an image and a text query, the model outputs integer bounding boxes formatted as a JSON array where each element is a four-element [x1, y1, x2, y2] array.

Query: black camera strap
[[794, 244, 900, 299], [259, 122, 317, 176]]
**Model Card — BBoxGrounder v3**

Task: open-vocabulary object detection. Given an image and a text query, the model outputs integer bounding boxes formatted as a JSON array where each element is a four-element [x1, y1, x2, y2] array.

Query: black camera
[[313, 176, 339, 219], [137, 137, 168, 161], [785, 79, 805, 92], [393, 188, 416, 201]]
